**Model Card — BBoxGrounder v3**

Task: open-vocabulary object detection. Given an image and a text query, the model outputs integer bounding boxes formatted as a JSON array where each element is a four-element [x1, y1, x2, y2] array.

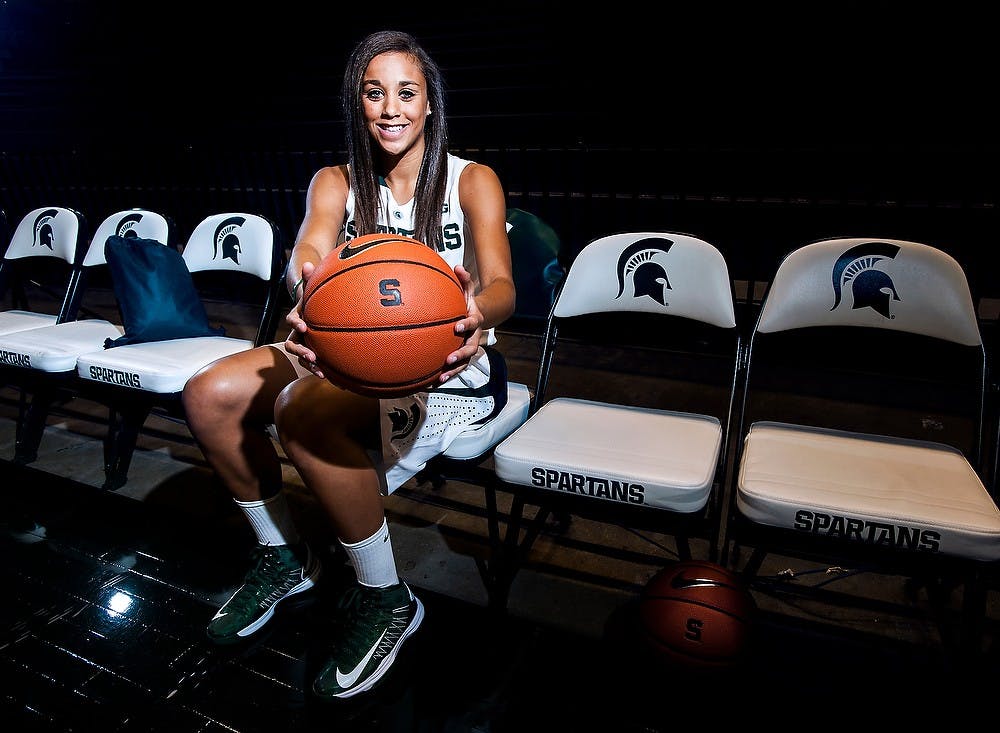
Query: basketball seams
[[306, 315, 464, 333], [320, 359, 440, 396], [325, 257, 461, 283], [640, 596, 751, 623], [304, 262, 464, 329], [302, 259, 461, 310]]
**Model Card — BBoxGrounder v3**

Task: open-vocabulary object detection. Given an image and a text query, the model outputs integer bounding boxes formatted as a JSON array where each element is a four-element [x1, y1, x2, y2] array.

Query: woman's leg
[[182, 345, 299, 502], [274, 375, 384, 542], [183, 345, 321, 644], [275, 376, 423, 699]]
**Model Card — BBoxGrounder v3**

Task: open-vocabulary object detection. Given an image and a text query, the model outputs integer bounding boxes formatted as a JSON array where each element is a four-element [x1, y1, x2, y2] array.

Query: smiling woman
[[179, 29, 516, 701]]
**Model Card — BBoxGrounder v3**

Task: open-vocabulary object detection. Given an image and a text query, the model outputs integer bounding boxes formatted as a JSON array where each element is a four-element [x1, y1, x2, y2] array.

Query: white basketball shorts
[[269, 341, 508, 494]]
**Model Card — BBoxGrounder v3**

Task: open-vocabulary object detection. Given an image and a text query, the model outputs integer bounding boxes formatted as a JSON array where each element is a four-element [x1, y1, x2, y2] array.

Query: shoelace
[[230, 547, 288, 612], [334, 586, 390, 658]]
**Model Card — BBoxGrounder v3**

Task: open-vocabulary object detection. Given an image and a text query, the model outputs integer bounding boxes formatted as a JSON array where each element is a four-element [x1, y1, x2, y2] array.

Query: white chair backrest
[[182, 213, 276, 280], [553, 231, 736, 328], [5, 206, 82, 265], [757, 237, 981, 346], [82, 209, 172, 267]]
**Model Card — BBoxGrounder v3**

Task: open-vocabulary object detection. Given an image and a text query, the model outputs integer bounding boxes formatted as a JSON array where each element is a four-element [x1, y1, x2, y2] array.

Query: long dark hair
[[342, 30, 449, 247]]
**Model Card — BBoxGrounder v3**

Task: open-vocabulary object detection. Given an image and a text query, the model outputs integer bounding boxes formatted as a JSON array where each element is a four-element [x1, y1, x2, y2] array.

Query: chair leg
[[103, 404, 151, 491], [13, 391, 55, 465], [675, 535, 692, 561], [957, 567, 987, 663], [738, 546, 768, 578]]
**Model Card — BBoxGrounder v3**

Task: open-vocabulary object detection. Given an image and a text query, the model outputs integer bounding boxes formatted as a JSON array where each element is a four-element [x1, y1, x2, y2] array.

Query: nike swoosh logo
[[669, 574, 733, 590], [335, 627, 388, 689], [338, 236, 407, 260]]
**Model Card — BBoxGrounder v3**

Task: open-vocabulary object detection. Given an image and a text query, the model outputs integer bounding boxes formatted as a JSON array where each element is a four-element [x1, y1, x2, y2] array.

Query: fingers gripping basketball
[[302, 234, 467, 398]]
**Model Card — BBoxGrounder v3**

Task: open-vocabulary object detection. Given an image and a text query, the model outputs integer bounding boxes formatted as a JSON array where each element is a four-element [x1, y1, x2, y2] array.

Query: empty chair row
[[421, 229, 1000, 664], [0, 205, 287, 489]]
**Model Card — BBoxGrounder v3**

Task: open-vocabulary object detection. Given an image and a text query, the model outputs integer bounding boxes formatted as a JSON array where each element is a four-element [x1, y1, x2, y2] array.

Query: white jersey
[[270, 154, 509, 493], [343, 154, 495, 346]]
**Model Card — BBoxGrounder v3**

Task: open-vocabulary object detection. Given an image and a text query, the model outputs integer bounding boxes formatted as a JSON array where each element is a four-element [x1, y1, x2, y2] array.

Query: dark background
[[1, 1, 998, 302]]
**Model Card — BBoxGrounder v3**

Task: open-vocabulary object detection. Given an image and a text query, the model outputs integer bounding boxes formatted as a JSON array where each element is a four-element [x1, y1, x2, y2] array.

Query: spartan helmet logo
[[213, 216, 246, 264], [32, 208, 59, 250], [830, 241, 902, 319], [114, 212, 144, 238], [614, 237, 674, 305], [388, 404, 421, 441]]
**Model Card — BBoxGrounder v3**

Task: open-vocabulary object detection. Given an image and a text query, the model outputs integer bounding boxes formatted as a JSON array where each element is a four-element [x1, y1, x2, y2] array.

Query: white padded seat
[[495, 397, 721, 512], [738, 421, 1000, 562], [444, 382, 531, 460], [76, 335, 253, 394], [0, 320, 124, 372], [0, 311, 59, 335]]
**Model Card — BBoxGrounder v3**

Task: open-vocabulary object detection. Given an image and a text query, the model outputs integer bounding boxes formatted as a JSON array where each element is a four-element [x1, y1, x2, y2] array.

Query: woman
[[181, 29, 514, 700]]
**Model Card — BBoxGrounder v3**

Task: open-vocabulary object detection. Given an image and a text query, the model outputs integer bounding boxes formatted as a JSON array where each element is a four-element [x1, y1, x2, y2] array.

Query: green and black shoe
[[313, 581, 424, 699], [206, 542, 321, 644]]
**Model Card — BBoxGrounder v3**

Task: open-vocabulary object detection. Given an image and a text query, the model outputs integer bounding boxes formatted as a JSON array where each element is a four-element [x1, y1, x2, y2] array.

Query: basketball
[[301, 233, 467, 398], [638, 560, 754, 668]]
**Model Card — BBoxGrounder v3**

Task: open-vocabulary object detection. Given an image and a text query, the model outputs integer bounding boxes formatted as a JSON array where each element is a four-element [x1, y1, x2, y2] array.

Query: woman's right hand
[[284, 261, 325, 378]]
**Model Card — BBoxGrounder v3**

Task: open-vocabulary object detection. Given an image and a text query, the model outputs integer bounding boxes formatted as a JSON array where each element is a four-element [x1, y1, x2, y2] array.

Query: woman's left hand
[[438, 265, 482, 382]]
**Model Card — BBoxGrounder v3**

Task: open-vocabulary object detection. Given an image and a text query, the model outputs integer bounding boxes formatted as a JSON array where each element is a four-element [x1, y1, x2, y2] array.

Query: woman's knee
[[184, 348, 294, 424], [274, 378, 323, 441], [275, 378, 376, 447], [183, 362, 241, 420]]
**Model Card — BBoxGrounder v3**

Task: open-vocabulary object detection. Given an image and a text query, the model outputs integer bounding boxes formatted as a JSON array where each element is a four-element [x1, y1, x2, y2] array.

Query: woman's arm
[[438, 162, 515, 382], [284, 165, 350, 366]]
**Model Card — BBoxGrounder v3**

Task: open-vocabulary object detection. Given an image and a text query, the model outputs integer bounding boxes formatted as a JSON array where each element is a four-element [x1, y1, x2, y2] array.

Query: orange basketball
[[301, 233, 467, 398], [638, 560, 755, 668]]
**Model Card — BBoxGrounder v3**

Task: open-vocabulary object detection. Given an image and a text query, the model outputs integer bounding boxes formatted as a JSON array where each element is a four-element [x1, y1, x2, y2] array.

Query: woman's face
[[361, 51, 430, 157]]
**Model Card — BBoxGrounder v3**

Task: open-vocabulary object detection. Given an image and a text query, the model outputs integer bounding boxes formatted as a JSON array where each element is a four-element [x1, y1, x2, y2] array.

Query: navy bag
[[104, 235, 225, 348]]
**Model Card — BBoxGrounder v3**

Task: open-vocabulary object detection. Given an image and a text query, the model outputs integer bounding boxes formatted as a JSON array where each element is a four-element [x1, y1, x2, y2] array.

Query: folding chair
[[411, 207, 558, 608], [720, 236, 1000, 660], [0, 209, 173, 464], [490, 231, 741, 610], [73, 212, 285, 490], [0, 206, 86, 335]]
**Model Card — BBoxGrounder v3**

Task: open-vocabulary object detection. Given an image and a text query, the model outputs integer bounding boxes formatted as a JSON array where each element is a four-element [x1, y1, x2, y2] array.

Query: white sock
[[235, 492, 301, 546], [340, 518, 398, 588]]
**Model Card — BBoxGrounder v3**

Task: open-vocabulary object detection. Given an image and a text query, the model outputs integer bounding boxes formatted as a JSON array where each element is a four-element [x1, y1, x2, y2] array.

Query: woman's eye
[[365, 89, 384, 101], [398, 90, 416, 101]]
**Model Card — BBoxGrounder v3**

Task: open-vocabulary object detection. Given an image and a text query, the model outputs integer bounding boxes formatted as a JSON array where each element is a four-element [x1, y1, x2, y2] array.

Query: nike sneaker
[[206, 542, 321, 644], [313, 581, 424, 699]]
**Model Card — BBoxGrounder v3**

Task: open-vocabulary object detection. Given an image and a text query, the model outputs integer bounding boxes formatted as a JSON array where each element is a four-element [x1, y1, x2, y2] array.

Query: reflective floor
[[4, 455, 1000, 732]]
